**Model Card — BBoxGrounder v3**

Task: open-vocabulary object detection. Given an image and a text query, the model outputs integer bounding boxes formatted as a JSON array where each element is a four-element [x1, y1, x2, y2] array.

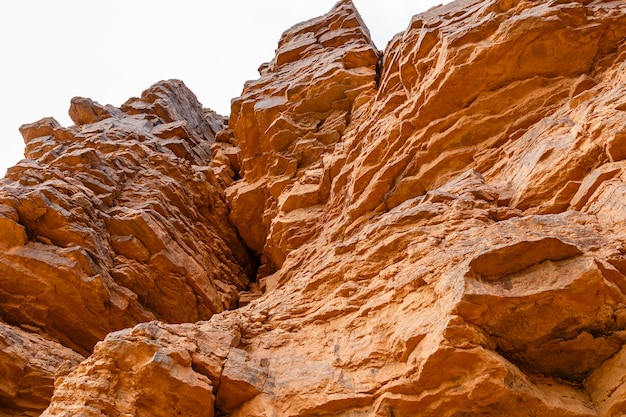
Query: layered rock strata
[[4, 0, 626, 416], [0, 320, 84, 416], [227, 0, 380, 275], [0, 80, 255, 414]]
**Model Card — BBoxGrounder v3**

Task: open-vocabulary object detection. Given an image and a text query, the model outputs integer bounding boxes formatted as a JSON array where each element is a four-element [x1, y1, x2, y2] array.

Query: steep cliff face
[[3, 0, 626, 416], [227, 0, 380, 275], [0, 80, 256, 415]]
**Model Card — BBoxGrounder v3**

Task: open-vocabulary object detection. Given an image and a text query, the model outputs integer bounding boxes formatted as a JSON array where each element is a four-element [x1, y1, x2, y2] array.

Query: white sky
[[0, 1, 449, 176]]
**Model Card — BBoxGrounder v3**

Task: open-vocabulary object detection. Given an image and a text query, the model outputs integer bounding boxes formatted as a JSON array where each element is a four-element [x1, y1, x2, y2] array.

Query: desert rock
[[227, 0, 380, 274], [3, 0, 626, 416], [0, 320, 84, 416], [0, 79, 255, 357]]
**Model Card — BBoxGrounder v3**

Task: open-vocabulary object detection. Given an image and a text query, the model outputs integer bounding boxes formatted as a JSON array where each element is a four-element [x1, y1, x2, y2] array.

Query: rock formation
[[0, 80, 255, 415], [2, 0, 626, 416], [227, 0, 380, 275]]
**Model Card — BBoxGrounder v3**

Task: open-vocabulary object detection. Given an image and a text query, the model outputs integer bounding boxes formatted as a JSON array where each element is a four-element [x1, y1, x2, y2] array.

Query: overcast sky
[[0, 0, 449, 176]]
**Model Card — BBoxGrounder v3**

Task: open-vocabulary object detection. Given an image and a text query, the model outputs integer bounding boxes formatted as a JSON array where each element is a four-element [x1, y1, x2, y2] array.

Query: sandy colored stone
[[227, 0, 379, 273], [0, 321, 84, 416], [468, 237, 583, 279], [215, 347, 268, 413], [7, 0, 626, 416], [0, 79, 255, 358], [585, 346, 626, 417], [18, 117, 60, 144], [41, 318, 242, 417], [68, 96, 120, 125]]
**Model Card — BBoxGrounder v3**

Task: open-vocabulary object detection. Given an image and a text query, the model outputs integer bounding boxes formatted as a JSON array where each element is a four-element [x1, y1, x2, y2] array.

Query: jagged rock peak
[[228, 0, 380, 276], [273, 0, 377, 56]]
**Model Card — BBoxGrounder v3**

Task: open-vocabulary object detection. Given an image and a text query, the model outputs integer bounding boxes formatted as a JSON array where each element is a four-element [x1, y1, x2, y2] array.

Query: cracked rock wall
[[0, 80, 255, 415], [4, 0, 626, 416]]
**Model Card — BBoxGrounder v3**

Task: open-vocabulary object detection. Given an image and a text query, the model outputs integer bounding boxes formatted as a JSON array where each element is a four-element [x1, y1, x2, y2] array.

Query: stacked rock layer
[[2, 0, 626, 416], [0, 80, 255, 415]]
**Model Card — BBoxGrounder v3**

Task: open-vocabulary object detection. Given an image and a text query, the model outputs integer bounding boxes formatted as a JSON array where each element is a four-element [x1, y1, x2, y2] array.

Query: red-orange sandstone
[[2, 0, 626, 416]]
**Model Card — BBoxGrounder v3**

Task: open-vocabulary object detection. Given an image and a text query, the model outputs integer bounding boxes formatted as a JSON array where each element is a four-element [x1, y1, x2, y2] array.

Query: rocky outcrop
[[0, 320, 83, 416], [41, 317, 241, 417], [0, 80, 256, 414], [5, 0, 626, 416], [227, 0, 380, 275]]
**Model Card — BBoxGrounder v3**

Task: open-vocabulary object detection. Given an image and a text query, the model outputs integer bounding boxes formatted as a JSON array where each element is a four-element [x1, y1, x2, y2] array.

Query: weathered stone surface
[[227, 0, 380, 274], [215, 346, 268, 413], [586, 346, 626, 417], [468, 236, 583, 279], [0, 79, 255, 358], [68, 96, 121, 125], [8, 0, 626, 416], [0, 320, 84, 416], [41, 317, 242, 417]]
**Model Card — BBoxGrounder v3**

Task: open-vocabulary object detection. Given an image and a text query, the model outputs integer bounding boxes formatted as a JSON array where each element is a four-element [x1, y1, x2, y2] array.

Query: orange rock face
[[4, 0, 626, 416], [0, 80, 255, 414], [227, 0, 380, 274], [0, 320, 84, 416]]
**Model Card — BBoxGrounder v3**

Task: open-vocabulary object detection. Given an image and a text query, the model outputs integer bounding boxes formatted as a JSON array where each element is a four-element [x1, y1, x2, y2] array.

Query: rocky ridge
[[0, 80, 255, 414], [2, 0, 626, 416]]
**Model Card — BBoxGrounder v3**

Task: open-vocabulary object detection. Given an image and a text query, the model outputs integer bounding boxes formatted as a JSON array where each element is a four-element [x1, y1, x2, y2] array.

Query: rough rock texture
[[0, 320, 84, 416], [227, 0, 380, 275], [41, 318, 241, 417], [5, 0, 626, 416], [0, 80, 255, 414]]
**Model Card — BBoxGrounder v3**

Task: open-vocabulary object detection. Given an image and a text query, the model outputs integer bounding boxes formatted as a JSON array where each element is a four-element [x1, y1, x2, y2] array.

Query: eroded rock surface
[[227, 0, 380, 275], [0, 321, 84, 416], [6, 0, 626, 416], [41, 317, 241, 417], [0, 80, 256, 414], [0, 80, 255, 355]]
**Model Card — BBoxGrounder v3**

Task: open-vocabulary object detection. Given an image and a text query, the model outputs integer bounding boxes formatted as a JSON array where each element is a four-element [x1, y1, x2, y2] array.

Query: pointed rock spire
[[272, 0, 377, 68], [227, 0, 380, 272]]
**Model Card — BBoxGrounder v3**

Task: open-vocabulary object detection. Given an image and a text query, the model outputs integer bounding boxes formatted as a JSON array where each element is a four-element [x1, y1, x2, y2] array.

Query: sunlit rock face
[[4, 0, 626, 416]]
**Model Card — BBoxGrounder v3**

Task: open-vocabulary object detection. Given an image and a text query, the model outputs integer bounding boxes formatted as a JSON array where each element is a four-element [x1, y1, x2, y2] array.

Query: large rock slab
[[41, 317, 242, 417]]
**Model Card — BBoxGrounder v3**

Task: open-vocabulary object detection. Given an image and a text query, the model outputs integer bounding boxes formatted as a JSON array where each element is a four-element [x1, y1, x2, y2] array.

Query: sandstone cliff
[[3, 0, 626, 416], [0, 80, 255, 415]]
